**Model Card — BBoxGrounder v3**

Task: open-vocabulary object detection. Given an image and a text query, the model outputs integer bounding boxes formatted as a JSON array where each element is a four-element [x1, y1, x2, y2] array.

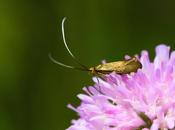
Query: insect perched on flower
[[67, 44, 175, 130], [49, 17, 142, 78]]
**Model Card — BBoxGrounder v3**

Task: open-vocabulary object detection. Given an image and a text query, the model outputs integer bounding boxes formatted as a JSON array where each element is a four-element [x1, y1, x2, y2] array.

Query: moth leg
[[96, 72, 107, 81], [91, 73, 105, 95], [95, 76, 100, 84], [94, 73, 108, 95], [86, 87, 93, 96]]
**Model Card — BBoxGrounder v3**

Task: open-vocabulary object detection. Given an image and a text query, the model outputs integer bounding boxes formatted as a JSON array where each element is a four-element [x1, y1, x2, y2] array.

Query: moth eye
[[108, 99, 117, 106]]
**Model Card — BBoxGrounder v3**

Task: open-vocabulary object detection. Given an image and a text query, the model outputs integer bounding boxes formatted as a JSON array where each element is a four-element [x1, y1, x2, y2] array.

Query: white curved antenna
[[61, 17, 89, 70], [62, 17, 75, 59], [48, 53, 75, 69], [48, 53, 88, 71]]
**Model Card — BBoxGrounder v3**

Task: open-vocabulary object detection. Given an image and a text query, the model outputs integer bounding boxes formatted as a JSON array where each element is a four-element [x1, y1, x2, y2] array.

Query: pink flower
[[67, 44, 175, 130]]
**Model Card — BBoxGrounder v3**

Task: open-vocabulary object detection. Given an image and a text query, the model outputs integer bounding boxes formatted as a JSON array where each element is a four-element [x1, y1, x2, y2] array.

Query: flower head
[[67, 44, 175, 130]]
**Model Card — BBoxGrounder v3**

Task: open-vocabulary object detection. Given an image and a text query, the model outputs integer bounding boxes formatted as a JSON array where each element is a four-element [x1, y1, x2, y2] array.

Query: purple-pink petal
[[67, 44, 175, 130]]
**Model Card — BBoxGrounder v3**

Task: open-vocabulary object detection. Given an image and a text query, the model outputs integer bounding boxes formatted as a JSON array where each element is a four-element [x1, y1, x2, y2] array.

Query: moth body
[[89, 57, 142, 75]]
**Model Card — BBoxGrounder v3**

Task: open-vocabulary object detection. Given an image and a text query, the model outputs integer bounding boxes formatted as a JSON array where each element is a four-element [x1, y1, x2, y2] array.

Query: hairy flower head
[[67, 44, 175, 130]]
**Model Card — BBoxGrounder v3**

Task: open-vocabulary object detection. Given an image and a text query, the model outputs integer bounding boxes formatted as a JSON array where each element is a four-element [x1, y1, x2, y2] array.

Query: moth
[[49, 17, 142, 77]]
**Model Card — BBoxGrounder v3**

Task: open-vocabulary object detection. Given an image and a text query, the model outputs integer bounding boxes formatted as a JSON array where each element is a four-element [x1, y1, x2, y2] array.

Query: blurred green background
[[1, 0, 175, 130]]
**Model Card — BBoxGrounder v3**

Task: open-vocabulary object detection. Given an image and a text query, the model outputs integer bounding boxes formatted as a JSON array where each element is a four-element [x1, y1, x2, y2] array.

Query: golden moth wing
[[95, 61, 126, 73]]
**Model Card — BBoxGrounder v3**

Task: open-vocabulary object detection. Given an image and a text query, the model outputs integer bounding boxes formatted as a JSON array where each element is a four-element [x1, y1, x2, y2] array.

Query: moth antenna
[[49, 53, 74, 69], [48, 53, 88, 71], [61, 17, 89, 70]]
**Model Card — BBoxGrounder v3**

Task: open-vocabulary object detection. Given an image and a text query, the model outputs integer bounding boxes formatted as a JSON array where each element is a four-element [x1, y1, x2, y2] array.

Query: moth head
[[89, 67, 96, 75]]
